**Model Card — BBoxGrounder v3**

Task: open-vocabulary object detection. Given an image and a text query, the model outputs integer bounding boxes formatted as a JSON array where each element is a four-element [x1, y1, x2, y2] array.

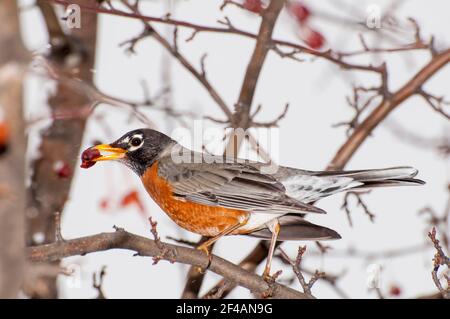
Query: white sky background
[[19, 0, 450, 298]]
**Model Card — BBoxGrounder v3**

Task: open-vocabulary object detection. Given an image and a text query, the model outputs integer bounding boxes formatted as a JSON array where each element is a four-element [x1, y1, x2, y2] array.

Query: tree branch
[[120, 1, 233, 120], [27, 229, 311, 299], [329, 48, 450, 170], [232, 0, 285, 130], [44, 0, 389, 74], [186, 0, 285, 297]]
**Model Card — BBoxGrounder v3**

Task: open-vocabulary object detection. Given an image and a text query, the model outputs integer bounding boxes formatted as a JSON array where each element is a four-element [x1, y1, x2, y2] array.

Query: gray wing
[[157, 153, 325, 214]]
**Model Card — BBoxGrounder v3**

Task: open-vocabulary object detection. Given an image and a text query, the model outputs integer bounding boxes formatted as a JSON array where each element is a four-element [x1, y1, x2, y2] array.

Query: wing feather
[[157, 154, 325, 214]]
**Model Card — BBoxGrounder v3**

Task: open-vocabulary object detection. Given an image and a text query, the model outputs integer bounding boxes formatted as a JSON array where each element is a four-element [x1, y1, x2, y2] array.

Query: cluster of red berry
[[287, 1, 325, 49], [241, 0, 325, 49]]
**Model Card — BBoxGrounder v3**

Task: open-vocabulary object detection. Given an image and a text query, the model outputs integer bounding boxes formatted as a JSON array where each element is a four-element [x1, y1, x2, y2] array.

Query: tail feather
[[354, 178, 425, 189], [281, 166, 424, 203], [317, 166, 424, 189], [317, 166, 418, 181]]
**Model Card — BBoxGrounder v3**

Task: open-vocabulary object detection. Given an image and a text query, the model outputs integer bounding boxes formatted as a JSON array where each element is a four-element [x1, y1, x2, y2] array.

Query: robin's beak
[[92, 144, 127, 161]]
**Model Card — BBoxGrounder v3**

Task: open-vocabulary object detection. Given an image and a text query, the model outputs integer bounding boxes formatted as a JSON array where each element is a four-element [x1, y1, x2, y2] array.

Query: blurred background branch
[[0, 0, 28, 299]]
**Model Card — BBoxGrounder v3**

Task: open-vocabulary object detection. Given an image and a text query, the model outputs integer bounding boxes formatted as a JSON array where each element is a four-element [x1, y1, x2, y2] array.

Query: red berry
[[389, 285, 402, 296], [303, 27, 325, 49], [120, 190, 146, 215], [243, 0, 263, 14], [288, 2, 310, 23], [80, 147, 101, 168], [54, 160, 72, 178], [99, 198, 109, 210]]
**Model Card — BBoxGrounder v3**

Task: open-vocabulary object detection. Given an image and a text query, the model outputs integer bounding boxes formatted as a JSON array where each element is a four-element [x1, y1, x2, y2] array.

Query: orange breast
[[140, 162, 249, 237]]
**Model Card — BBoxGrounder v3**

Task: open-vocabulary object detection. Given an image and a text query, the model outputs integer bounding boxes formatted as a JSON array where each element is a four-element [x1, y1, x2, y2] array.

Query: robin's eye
[[130, 137, 142, 147]]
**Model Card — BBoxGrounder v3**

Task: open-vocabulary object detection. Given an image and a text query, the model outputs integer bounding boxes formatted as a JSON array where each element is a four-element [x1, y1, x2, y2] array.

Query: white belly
[[237, 212, 283, 233]]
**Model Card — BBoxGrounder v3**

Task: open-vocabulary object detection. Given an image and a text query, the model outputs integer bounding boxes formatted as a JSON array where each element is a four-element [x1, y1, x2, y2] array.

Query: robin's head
[[88, 128, 174, 175]]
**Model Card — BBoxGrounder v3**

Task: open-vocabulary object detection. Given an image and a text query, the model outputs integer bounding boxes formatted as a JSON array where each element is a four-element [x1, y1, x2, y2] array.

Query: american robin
[[81, 128, 424, 279]]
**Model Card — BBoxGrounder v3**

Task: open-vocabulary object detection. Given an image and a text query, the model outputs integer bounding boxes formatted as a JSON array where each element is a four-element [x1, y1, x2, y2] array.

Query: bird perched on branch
[[81, 128, 424, 279]]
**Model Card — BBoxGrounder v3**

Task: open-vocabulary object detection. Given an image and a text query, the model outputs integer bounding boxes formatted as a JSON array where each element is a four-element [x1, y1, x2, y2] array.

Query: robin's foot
[[261, 269, 282, 298], [262, 269, 281, 283], [263, 272, 274, 283], [196, 244, 212, 273]]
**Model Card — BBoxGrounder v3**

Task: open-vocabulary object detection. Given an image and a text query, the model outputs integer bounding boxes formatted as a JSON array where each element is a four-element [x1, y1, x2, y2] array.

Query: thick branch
[[27, 230, 311, 299], [185, 0, 285, 298], [225, 0, 284, 157]]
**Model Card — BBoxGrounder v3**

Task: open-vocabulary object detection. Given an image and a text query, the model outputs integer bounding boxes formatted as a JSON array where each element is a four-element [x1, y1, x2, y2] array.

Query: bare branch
[[418, 89, 450, 120], [428, 227, 450, 299], [44, 0, 392, 74], [279, 246, 324, 297], [119, 1, 233, 120], [329, 48, 450, 170], [27, 228, 312, 299], [341, 191, 375, 227]]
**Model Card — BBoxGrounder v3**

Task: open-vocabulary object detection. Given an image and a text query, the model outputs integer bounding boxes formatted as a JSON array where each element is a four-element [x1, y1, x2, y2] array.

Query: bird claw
[[263, 273, 274, 283], [262, 269, 282, 284], [196, 244, 213, 274]]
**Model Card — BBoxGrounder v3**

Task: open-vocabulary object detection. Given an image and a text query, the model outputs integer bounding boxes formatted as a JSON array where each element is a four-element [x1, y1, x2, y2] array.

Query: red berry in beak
[[80, 147, 101, 169]]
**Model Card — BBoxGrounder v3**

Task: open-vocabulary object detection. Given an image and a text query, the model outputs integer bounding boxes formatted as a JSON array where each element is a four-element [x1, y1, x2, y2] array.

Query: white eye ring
[[128, 135, 143, 151]]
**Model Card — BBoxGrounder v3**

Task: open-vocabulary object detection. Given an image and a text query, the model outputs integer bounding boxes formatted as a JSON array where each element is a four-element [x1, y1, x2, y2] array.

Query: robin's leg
[[196, 219, 248, 272], [262, 219, 280, 281]]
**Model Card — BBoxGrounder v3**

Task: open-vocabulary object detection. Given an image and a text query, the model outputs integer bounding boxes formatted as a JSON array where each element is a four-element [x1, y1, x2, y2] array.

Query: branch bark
[[27, 229, 311, 299]]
